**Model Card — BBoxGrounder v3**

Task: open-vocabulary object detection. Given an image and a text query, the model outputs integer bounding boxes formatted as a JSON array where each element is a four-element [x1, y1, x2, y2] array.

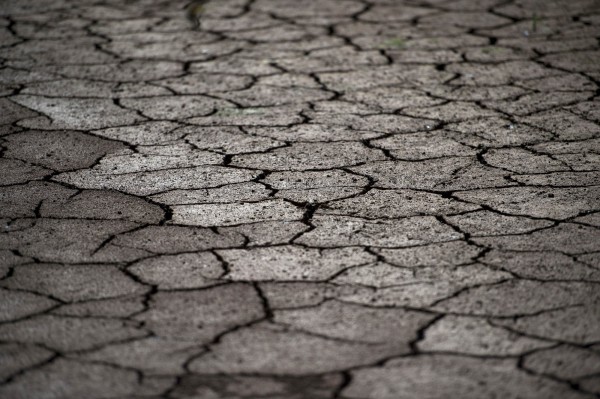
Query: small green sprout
[[532, 13, 539, 32], [382, 38, 406, 49]]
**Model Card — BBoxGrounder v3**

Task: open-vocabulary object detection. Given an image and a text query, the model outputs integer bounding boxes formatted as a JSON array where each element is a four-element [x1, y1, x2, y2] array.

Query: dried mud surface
[[1, 0, 600, 398]]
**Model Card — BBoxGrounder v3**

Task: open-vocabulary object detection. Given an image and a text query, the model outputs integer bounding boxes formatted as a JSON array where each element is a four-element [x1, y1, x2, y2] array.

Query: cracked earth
[[0, 0, 599, 398]]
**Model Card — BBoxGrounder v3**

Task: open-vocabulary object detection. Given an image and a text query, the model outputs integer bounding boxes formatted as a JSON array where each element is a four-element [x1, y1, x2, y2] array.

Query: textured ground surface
[[1, 0, 600, 398]]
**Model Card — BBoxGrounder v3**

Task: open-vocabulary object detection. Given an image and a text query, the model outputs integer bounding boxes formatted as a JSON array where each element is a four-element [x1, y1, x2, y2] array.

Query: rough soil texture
[[1, 0, 600, 398]]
